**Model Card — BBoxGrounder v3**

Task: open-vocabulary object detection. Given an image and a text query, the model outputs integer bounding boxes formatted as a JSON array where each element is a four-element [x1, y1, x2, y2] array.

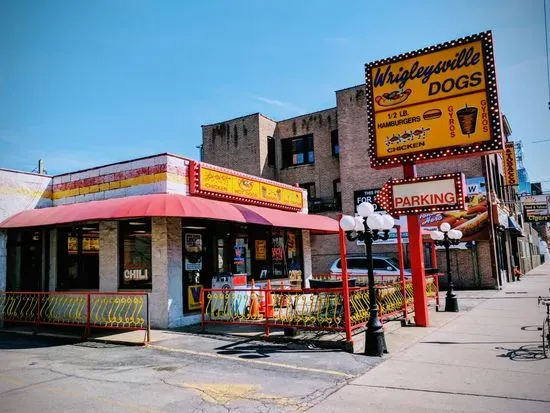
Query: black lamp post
[[340, 202, 395, 356], [430, 223, 463, 312]]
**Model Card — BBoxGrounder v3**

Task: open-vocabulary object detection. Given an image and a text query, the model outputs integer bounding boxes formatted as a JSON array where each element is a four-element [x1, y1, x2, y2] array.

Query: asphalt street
[[0, 330, 378, 413]]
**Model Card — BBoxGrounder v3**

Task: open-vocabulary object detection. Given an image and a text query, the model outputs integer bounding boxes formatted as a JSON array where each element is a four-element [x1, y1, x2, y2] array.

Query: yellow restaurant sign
[[503, 142, 518, 185], [365, 31, 504, 169], [189, 162, 304, 210]]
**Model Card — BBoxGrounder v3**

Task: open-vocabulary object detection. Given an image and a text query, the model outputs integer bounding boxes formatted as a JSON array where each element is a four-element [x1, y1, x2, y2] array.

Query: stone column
[[99, 221, 119, 292], [48, 229, 57, 292], [167, 218, 183, 327], [302, 230, 312, 288], [151, 217, 183, 328]]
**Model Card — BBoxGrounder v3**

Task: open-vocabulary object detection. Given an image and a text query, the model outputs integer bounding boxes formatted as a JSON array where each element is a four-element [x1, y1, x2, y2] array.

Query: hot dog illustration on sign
[[375, 88, 412, 107]]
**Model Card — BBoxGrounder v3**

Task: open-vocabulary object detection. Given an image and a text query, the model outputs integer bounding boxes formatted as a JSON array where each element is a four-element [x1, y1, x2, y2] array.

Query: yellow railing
[[0, 292, 149, 335], [201, 275, 440, 333]]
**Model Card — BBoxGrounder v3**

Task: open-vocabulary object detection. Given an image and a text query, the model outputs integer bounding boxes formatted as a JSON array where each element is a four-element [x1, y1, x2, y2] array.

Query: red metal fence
[[0, 292, 150, 342], [201, 275, 440, 338]]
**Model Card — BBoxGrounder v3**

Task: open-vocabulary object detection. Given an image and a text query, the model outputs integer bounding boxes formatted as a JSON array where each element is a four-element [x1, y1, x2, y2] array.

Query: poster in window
[[287, 232, 296, 259], [188, 285, 202, 310], [255, 240, 266, 260], [233, 246, 245, 265], [185, 233, 203, 271]]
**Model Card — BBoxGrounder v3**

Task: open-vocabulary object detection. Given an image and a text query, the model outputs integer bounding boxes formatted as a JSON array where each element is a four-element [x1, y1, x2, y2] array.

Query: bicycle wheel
[[543, 317, 550, 358]]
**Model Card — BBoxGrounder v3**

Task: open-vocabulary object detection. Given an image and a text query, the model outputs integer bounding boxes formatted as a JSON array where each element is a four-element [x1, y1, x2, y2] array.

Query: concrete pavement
[[309, 262, 550, 412]]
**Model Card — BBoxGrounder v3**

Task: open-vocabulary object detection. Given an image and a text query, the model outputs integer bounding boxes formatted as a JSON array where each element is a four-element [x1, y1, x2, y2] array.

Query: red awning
[[0, 194, 338, 234]]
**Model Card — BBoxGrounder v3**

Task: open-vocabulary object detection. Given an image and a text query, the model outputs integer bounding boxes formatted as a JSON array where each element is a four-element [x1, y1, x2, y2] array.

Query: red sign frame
[[376, 173, 466, 215], [188, 161, 304, 211]]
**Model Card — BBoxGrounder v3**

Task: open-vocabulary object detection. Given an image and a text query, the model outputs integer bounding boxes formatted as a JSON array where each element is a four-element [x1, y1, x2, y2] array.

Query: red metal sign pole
[[397, 226, 408, 321], [338, 215, 353, 344], [403, 163, 429, 327]]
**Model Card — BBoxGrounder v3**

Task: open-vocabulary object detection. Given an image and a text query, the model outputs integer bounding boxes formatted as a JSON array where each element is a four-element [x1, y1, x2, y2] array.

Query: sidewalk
[[309, 262, 550, 413]]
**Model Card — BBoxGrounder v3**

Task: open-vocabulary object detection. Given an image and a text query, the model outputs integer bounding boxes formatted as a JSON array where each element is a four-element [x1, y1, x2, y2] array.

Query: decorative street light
[[430, 223, 463, 312], [339, 202, 395, 356]]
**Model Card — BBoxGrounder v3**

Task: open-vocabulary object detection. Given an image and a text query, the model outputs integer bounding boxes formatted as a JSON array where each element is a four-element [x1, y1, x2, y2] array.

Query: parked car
[[329, 255, 411, 282]]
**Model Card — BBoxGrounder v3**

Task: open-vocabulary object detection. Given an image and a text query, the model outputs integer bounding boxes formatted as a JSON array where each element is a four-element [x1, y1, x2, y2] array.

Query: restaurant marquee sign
[[189, 161, 304, 210], [365, 31, 504, 168]]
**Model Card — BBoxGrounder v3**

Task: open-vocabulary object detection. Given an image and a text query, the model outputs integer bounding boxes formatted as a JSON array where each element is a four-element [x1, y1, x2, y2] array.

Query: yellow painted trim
[[0, 186, 52, 199], [53, 172, 174, 200]]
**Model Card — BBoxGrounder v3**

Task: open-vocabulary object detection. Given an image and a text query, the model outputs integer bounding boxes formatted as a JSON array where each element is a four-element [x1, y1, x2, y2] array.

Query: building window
[[331, 130, 339, 157], [333, 179, 341, 209], [281, 134, 314, 168], [119, 219, 152, 289], [57, 224, 99, 290], [267, 137, 275, 167], [299, 182, 316, 200]]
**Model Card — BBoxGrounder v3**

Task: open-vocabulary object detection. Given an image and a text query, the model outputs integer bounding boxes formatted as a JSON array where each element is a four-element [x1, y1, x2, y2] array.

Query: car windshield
[[386, 257, 399, 268], [336, 257, 398, 270]]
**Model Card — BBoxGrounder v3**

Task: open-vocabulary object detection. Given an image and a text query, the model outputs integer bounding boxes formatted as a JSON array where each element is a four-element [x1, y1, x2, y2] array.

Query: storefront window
[[119, 219, 152, 289], [57, 224, 99, 290], [271, 229, 285, 278], [232, 235, 251, 275]]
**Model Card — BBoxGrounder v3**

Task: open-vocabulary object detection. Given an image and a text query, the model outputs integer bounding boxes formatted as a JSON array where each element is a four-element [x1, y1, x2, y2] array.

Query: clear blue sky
[[1, 0, 549, 189]]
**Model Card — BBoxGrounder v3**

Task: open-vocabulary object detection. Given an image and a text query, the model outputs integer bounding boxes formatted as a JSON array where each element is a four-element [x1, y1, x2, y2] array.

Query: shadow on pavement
[[215, 338, 343, 359], [495, 344, 547, 361], [0, 331, 80, 350]]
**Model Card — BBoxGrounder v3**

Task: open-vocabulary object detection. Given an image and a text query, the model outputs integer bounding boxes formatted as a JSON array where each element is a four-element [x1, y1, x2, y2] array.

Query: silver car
[[330, 256, 411, 283]]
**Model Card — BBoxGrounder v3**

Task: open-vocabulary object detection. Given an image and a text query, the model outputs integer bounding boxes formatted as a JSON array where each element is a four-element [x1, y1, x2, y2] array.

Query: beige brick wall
[[202, 114, 263, 177], [275, 108, 340, 200], [258, 114, 277, 180]]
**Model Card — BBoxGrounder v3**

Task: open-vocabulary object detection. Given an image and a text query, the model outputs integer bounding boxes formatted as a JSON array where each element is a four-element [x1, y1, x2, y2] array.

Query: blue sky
[[0, 0, 549, 189]]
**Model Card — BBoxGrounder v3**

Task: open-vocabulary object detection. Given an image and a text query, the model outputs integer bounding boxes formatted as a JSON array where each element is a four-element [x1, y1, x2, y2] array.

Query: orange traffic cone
[[265, 280, 274, 318], [249, 279, 259, 318]]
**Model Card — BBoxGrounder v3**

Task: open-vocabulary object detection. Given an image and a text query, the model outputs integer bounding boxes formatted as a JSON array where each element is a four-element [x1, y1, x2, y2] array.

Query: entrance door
[[182, 231, 205, 313]]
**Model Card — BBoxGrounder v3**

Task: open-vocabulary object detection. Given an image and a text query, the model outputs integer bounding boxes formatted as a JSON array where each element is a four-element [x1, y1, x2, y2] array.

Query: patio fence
[[201, 275, 440, 337], [0, 292, 150, 342]]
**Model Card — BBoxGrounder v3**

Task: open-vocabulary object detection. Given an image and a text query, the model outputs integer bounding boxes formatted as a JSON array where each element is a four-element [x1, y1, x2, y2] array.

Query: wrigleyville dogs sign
[[365, 31, 504, 168]]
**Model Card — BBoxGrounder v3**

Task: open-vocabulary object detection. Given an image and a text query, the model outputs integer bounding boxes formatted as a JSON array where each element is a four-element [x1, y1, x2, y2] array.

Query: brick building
[[202, 84, 542, 289]]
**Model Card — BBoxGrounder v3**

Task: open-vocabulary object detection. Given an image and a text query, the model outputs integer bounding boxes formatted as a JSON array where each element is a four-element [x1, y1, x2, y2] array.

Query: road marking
[[146, 344, 354, 378]]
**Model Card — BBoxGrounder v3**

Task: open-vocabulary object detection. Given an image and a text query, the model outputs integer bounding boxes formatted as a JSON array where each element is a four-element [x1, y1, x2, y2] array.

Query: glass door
[[183, 231, 205, 313]]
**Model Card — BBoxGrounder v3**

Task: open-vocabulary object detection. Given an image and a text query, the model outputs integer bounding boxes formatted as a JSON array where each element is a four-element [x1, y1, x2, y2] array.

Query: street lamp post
[[339, 202, 395, 356], [430, 223, 463, 312]]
